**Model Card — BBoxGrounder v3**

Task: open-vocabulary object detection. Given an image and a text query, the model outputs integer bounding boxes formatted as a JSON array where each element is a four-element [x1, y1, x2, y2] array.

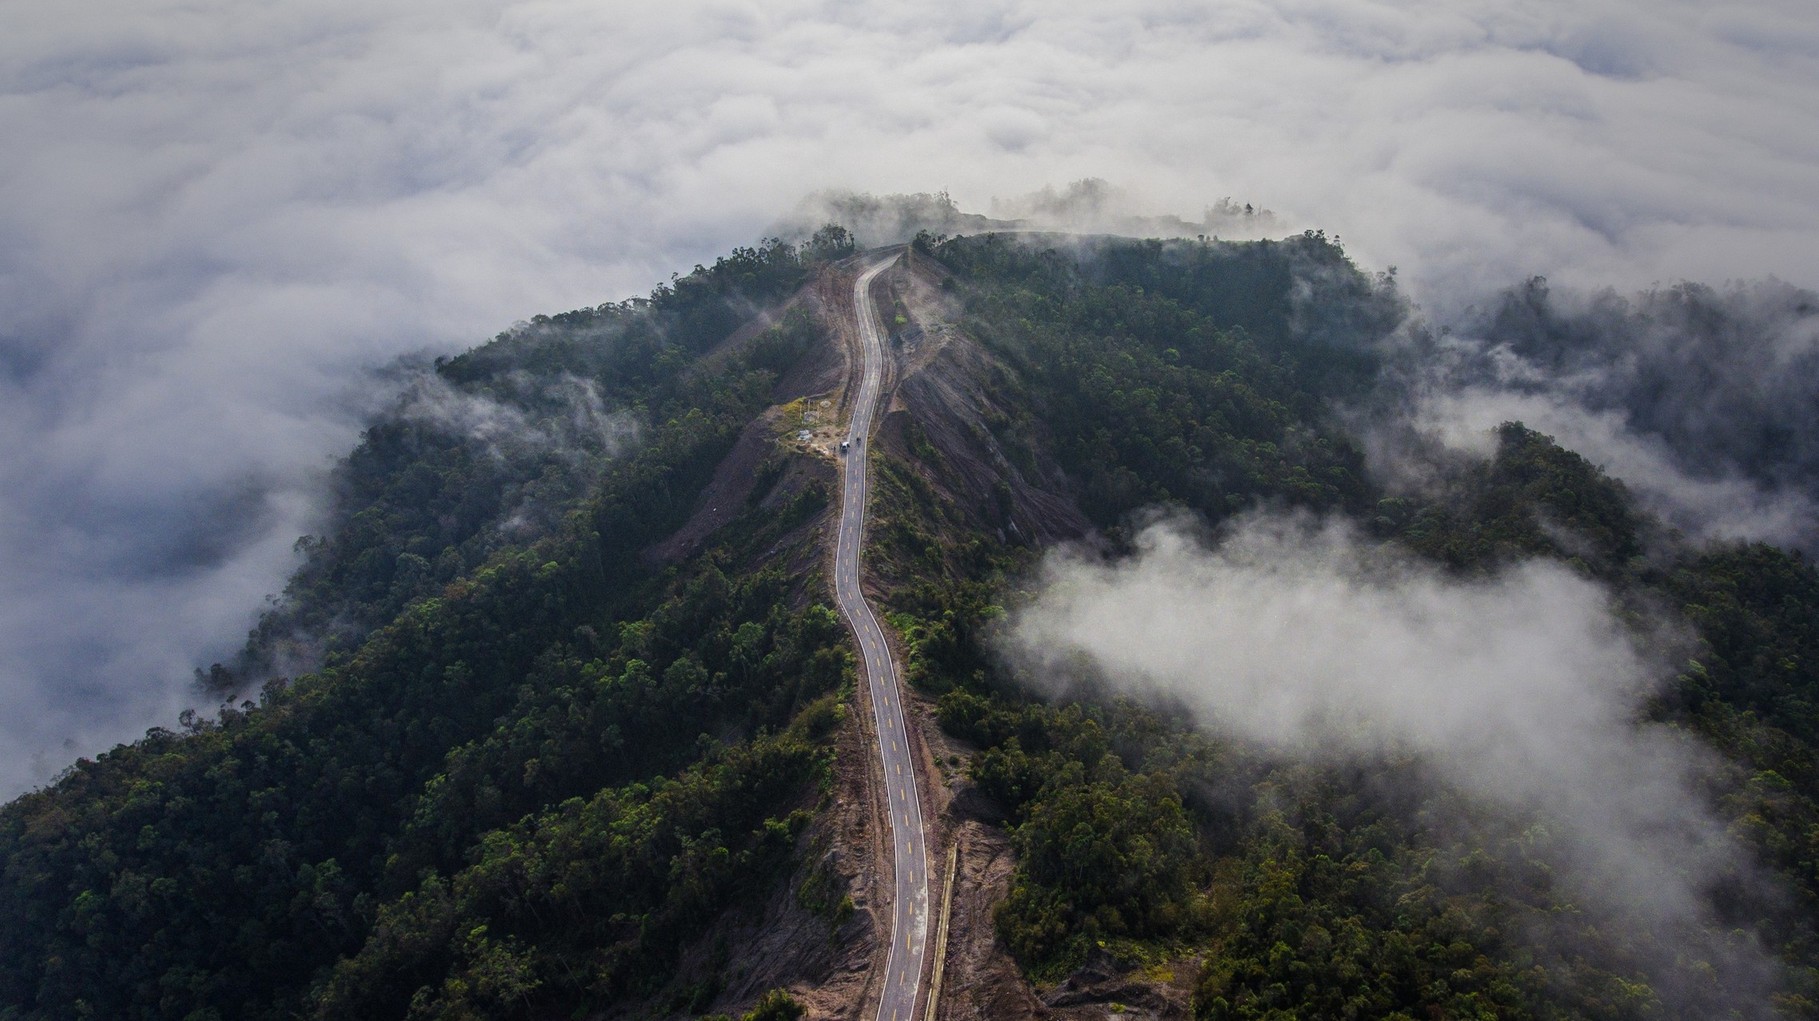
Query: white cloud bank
[[1381, 277, 1819, 550], [1007, 514, 1776, 1002], [5, 0, 1819, 796], [1410, 385, 1819, 547]]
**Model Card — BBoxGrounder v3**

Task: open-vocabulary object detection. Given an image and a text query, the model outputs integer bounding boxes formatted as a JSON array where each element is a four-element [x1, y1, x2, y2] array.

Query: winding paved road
[[834, 254, 930, 1021]]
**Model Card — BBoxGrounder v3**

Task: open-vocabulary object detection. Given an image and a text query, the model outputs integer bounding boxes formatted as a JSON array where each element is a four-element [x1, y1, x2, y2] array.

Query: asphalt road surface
[[835, 253, 930, 1021]]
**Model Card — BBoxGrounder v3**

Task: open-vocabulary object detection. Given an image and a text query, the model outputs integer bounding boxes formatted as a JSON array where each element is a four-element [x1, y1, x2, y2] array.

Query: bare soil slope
[[876, 252, 1093, 550]]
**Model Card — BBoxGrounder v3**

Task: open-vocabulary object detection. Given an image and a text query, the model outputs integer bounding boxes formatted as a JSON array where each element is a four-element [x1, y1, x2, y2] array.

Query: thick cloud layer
[[1007, 515, 1777, 1004], [6, 0, 1819, 796]]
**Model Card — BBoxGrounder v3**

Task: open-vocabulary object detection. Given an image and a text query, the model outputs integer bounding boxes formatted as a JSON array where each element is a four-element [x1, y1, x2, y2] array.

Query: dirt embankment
[[642, 268, 851, 574], [875, 252, 1094, 549]]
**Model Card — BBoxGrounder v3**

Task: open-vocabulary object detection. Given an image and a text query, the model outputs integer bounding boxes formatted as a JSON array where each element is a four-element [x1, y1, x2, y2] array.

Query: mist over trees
[[904, 232, 1819, 1016], [1, 228, 1816, 1019], [0, 236, 853, 1020], [1390, 276, 1819, 550]]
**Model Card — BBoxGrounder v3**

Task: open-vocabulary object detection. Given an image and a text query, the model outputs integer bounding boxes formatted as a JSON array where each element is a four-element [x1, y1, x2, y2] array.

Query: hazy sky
[[4, 0, 1819, 797]]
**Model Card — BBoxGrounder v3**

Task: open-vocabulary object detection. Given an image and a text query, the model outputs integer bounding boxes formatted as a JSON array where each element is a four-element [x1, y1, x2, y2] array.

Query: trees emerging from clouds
[[2, 229, 1815, 1020], [896, 233, 1819, 1016]]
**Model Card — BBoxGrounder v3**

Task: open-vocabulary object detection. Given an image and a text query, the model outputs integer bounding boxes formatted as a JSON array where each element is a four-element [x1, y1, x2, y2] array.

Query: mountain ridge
[[3, 228, 1817, 1020]]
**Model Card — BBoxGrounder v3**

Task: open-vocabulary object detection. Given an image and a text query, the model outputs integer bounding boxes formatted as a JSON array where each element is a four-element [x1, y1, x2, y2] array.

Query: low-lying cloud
[[1008, 514, 1778, 1004], [1383, 277, 1819, 549], [397, 370, 639, 467], [1407, 386, 1819, 548], [6, 0, 1819, 797]]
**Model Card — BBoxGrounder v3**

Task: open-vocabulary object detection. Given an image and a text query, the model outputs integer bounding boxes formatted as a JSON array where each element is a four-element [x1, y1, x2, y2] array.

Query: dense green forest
[[0, 235, 850, 1020], [892, 232, 1819, 1017], [2, 226, 1816, 1019]]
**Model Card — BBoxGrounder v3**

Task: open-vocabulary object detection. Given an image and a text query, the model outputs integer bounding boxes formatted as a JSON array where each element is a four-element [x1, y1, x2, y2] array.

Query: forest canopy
[[2, 229, 1816, 1019]]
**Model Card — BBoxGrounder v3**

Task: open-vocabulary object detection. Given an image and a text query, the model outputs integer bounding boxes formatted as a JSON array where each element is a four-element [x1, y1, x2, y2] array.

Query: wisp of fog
[[1007, 513, 1778, 1001], [1392, 277, 1819, 549]]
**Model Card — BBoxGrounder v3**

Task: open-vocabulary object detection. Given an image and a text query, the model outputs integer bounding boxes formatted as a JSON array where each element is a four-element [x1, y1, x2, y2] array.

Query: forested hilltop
[[0, 233, 861, 1021], [3, 227, 1817, 1020], [889, 233, 1819, 1019]]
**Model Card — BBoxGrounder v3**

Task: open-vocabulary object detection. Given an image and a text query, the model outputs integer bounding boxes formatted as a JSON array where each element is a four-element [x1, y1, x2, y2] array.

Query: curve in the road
[[834, 254, 930, 1021]]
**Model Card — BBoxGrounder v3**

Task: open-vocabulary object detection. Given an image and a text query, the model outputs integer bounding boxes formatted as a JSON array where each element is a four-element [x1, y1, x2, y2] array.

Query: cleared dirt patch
[[877, 256, 1093, 550]]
